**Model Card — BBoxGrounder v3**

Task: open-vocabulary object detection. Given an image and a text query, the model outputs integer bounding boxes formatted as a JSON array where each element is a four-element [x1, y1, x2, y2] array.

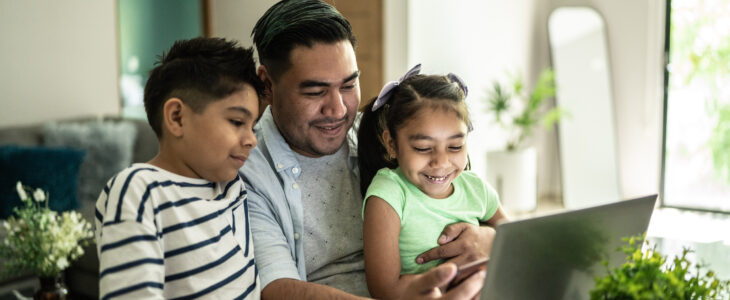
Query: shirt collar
[[257, 106, 360, 178]]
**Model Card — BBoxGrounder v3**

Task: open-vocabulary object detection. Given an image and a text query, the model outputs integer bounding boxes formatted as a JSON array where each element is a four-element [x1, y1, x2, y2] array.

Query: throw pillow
[[0, 145, 85, 218], [43, 121, 137, 221]]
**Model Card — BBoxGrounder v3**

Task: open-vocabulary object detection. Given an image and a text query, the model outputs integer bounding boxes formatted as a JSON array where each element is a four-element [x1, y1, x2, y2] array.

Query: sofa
[[0, 116, 158, 299]]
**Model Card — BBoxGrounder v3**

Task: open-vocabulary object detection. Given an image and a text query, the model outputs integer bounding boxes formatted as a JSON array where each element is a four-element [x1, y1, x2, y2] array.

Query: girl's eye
[[449, 145, 463, 151], [413, 147, 430, 153], [229, 119, 243, 127]]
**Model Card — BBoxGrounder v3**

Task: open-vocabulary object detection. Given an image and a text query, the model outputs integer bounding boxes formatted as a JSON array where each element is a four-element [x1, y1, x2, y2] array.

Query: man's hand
[[398, 263, 485, 300], [416, 223, 496, 267]]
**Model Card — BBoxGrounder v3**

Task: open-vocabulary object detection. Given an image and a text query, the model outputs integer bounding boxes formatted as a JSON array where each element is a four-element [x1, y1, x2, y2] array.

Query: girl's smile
[[385, 106, 469, 199]]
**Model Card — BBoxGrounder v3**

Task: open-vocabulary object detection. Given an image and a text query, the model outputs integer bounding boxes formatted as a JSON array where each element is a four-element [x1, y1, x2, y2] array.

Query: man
[[240, 1, 495, 299]]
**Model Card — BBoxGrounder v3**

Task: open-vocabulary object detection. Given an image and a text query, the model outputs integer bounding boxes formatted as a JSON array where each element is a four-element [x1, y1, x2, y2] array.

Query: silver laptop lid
[[481, 195, 657, 300]]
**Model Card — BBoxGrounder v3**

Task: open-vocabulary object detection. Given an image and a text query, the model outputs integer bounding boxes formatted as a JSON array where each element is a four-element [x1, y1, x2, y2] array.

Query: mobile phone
[[446, 258, 489, 290]]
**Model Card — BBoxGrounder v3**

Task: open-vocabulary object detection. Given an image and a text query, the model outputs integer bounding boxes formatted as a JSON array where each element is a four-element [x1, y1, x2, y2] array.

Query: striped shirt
[[95, 163, 260, 300]]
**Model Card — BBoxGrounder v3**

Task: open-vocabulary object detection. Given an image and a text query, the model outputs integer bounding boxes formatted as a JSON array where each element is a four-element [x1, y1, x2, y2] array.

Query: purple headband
[[447, 73, 469, 98], [372, 64, 422, 111], [372, 64, 469, 111]]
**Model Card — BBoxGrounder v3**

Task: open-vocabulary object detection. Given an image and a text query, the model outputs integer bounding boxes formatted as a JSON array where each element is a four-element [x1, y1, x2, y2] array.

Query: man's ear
[[381, 129, 397, 159], [162, 98, 185, 138], [257, 65, 273, 116]]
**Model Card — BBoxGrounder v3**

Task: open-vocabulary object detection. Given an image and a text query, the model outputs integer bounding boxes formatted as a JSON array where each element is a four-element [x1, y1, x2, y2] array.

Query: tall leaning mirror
[[548, 7, 621, 209]]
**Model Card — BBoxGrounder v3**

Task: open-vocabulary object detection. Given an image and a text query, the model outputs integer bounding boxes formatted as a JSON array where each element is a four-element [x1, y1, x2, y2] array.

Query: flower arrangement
[[486, 68, 566, 151], [591, 235, 730, 299], [0, 181, 93, 278]]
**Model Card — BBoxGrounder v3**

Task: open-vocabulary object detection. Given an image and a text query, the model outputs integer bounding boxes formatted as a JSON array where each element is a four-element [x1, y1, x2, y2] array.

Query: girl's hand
[[415, 223, 496, 267]]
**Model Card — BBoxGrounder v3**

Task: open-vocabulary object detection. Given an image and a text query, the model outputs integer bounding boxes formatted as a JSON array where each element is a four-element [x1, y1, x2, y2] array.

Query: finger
[[416, 241, 464, 264], [438, 223, 470, 244], [413, 263, 457, 294], [442, 270, 486, 300]]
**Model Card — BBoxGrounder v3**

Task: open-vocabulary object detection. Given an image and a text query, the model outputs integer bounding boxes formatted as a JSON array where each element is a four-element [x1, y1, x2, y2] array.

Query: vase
[[486, 147, 537, 212], [34, 275, 68, 300]]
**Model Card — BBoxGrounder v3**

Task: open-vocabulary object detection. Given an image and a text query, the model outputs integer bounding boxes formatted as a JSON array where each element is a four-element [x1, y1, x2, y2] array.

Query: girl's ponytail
[[357, 99, 396, 197]]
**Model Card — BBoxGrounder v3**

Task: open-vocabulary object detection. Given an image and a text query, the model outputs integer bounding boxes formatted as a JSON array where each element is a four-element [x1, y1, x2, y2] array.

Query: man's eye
[[303, 91, 325, 96], [341, 84, 356, 90]]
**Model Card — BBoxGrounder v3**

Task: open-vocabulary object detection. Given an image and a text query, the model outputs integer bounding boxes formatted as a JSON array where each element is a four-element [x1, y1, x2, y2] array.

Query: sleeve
[[96, 170, 165, 299], [362, 168, 406, 221], [240, 161, 302, 290], [480, 180, 501, 222]]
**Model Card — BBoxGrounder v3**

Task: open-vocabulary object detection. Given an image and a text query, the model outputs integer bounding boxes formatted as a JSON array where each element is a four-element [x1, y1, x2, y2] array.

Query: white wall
[[0, 1, 119, 128], [209, 0, 278, 48], [541, 0, 667, 200]]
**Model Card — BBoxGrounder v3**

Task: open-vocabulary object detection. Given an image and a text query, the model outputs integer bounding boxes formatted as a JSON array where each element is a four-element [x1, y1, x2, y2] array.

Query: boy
[[95, 37, 263, 299]]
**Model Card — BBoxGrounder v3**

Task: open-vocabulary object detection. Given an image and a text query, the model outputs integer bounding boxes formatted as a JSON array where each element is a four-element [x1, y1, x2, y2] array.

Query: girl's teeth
[[426, 174, 447, 182]]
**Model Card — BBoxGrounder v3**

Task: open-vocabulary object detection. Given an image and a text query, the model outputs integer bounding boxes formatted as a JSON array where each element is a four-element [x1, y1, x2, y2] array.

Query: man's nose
[[322, 90, 347, 119]]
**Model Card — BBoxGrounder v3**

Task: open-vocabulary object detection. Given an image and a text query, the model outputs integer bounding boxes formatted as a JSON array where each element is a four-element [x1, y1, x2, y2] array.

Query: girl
[[358, 64, 507, 299]]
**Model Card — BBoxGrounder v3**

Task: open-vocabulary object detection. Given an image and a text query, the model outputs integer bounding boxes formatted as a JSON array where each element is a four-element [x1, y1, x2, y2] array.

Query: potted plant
[[0, 181, 93, 299], [485, 68, 564, 212], [591, 235, 730, 299]]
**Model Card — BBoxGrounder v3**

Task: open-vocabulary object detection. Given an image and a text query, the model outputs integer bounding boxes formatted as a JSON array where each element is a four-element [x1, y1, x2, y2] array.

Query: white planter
[[486, 147, 537, 212]]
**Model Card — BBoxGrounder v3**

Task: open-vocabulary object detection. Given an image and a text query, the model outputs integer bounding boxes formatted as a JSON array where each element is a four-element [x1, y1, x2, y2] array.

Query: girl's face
[[385, 106, 469, 199]]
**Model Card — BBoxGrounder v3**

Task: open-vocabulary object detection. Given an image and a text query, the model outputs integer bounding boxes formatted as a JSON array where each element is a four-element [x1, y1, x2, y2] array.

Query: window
[[118, 0, 204, 119], [662, 0, 730, 213]]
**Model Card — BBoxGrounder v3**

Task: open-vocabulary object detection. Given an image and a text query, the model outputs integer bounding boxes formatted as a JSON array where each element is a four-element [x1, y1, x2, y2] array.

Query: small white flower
[[56, 257, 69, 270], [33, 188, 46, 202], [16, 181, 27, 200]]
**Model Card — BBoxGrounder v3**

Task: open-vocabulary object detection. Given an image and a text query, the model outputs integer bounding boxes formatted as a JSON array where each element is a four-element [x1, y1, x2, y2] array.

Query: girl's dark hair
[[357, 74, 472, 196]]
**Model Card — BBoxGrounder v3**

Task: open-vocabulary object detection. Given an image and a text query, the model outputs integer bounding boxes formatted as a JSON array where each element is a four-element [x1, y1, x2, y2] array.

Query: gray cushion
[[42, 121, 137, 221]]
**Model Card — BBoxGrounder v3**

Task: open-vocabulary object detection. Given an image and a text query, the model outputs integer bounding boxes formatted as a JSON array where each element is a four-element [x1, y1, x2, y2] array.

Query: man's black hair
[[252, 0, 356, 80]]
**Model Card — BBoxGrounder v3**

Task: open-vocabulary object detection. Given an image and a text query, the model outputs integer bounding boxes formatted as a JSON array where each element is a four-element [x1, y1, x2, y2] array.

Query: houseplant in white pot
[[485, 68, 564, 212]]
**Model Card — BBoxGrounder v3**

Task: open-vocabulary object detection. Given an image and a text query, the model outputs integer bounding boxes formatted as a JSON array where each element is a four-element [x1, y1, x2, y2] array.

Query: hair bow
[[447, 73, 468, 97], [372, 63, 422, 111]]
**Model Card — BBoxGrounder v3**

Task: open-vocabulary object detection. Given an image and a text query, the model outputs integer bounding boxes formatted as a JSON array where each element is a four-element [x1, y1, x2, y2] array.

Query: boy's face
[[179, 84, 259, 182], [387, 107, 469, 199], [267, 40, 360, 158]]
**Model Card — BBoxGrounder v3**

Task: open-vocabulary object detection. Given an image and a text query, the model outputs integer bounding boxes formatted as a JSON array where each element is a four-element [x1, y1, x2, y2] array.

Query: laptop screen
[[480, 195, 657, 300]]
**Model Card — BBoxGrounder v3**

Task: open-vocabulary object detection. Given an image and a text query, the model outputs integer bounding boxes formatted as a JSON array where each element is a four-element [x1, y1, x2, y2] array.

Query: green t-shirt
[[363, 167, 500, 274]]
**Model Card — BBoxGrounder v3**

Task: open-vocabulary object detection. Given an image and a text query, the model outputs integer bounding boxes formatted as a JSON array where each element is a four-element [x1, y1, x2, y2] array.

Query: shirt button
[[293, 183, 299, 189], [277, 163, 283, 169], [294, 232, 300, 240], [292, 167, 300, 174]]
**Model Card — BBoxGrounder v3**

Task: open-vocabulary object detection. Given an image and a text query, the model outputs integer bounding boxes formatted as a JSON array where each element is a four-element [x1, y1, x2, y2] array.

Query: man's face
[[267, 40, 360, 157]]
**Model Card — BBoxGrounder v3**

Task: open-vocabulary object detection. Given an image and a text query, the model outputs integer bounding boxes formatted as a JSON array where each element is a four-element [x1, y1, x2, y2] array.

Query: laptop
[[480, 194, 658, 300]]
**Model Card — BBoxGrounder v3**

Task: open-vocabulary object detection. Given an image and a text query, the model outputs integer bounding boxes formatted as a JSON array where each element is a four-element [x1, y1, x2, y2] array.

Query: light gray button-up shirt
[[239, 107, 362, 291]]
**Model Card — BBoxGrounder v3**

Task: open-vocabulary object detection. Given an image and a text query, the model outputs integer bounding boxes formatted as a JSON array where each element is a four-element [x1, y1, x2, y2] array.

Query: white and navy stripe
[[95, 163, 260, 299]]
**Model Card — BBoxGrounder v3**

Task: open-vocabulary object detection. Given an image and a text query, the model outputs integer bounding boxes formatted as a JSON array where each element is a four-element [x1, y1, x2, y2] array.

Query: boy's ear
[[381, 129, 397, 159], [162, 98, 185, 138]]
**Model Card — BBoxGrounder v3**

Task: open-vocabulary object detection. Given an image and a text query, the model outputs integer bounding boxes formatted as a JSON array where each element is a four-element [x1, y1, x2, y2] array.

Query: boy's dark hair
[[252, 0, 356, 80], [144, 37, 265, 137], [357, 75, 472, 196]]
